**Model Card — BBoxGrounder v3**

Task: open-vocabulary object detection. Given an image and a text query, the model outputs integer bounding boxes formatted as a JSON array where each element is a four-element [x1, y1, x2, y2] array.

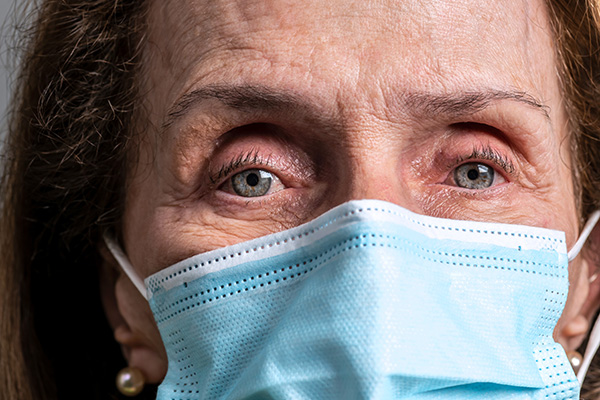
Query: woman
[[2, 0, 600, 399]]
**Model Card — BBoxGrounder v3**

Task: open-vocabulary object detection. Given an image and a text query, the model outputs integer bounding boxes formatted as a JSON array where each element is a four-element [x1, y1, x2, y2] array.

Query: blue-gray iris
[[454, 163, 494, 189], [232, 169, 273, 197]]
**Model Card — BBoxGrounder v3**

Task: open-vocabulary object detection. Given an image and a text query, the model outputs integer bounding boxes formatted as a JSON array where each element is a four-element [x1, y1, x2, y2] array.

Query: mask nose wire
[[103, 233, 149, 301], [567, 210, 600, 385]]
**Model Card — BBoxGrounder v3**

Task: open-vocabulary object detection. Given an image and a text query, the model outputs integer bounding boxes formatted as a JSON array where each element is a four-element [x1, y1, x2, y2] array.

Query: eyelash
[[210, 150, 273, 184], [211, 145, 513, 190], [450, 146, 515, 176]]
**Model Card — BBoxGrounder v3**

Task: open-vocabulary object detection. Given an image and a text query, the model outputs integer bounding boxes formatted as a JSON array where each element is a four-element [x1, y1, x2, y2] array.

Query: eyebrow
[[402, 90, 550, 121], [163, 85, 307, 129], [162, 84, 551, 130]]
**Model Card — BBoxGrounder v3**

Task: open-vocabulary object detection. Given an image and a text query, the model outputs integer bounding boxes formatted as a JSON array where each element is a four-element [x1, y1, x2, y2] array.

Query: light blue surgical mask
[[106, 200, 600, 400]]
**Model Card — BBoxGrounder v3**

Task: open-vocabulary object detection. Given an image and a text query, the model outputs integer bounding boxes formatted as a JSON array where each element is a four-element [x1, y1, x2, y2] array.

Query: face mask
[[106, 200, 600, 400]]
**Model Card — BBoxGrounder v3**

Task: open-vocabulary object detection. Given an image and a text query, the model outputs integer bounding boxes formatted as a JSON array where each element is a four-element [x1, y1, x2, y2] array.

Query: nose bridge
[[335, 123, 413, 208]]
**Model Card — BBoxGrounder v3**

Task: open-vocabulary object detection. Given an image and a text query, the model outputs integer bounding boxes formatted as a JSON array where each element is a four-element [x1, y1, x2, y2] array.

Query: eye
[[453, 162, 503, 189], [230, 169, 283, 197]]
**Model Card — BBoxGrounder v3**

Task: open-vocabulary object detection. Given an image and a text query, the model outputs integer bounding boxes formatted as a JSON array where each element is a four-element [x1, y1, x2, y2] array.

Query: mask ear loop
[[579, 317, 600, 384], [567, 210, 600, 384], [103, 233, 149, 301], [568, 210, 600, 262]]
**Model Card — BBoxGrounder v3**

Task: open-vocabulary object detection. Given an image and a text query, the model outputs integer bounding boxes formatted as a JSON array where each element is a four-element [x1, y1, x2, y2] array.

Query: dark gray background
[[1, 0, 17, 146]]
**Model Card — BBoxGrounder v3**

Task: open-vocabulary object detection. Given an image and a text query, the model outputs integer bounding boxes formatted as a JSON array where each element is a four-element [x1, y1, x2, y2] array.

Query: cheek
[[129, 194, 323, 276]]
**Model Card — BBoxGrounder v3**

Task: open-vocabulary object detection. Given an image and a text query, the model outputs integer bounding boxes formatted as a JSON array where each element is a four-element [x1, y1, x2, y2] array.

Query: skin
[[101, 0, 600, 384]]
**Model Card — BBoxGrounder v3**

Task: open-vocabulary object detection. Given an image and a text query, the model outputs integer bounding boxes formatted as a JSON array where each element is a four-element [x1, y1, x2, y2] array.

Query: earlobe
[[112, 323, 168, 383], [561, 224, 600, 351], [562, 314, 589, 350], [559, 257, 593, 351], [98, 247, 167, 384]]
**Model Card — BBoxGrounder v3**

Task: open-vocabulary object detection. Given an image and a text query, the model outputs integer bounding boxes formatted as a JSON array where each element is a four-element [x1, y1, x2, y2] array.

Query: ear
[[98, 243, 168, 384], [559, 223, 600, 351]]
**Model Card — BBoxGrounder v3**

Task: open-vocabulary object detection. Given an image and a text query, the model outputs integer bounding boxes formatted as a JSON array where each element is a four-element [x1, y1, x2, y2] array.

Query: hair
[[546, 1, 600, 398], [1, 0, 600, 399], [0, 1, 148, 399], [547, 0, 600, 221]]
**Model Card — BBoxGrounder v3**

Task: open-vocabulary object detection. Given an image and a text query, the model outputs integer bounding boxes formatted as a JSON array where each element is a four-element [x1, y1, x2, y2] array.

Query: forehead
[[143, 0, 557, 125]]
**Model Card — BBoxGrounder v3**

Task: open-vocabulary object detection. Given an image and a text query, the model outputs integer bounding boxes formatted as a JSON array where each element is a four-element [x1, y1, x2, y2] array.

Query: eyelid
[[449, 146, 515, 177], [210, 150, 273, 185]]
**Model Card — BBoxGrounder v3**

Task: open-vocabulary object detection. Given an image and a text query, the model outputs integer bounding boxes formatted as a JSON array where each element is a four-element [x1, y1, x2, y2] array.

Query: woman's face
[[106, 0, 593, 382]]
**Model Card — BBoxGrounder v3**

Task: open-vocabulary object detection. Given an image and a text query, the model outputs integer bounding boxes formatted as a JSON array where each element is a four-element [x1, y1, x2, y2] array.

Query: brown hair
[[546, 0, 600, 397], [546, 0, 600, 220], [1, 0, 600, 399], [0, 1, 147, 399]]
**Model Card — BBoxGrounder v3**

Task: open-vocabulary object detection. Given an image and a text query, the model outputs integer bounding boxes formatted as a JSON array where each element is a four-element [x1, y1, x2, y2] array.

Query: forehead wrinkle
[[145, 0, 562, 146]]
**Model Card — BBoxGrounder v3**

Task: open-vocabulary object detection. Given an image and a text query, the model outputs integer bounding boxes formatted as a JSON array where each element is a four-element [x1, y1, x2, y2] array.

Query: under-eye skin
[[232, 169, 275, 197], [454, 163, 494, 189]]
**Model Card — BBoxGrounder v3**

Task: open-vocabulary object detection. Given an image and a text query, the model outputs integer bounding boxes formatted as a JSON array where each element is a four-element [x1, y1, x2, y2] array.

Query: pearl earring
[[116, 366, 145, 397], [566, 350, 583, 375]]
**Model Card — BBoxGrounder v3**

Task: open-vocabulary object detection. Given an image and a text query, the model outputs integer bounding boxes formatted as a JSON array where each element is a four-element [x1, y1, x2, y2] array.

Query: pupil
[[246, 173, 260, 186], [467, 168, 479, 181]]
